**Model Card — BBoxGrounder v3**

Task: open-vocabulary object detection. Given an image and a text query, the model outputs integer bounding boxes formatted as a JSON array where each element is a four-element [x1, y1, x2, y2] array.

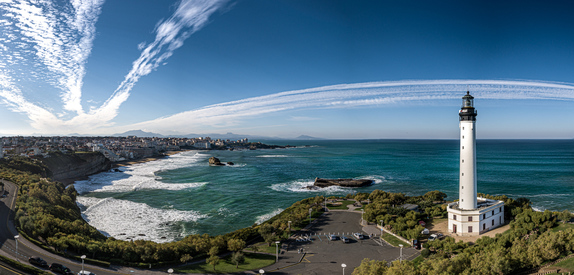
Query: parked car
[[353, 232, 364, 240], [78, 271, 96, 275], [341, 236, 350, 243], [28, 256, 48, 267], [428, 234, 439, 241], [49, 263, 73, 275], [412, 239, 421, 250], [329, 235, 339, 241], [421, 228, 430, 235], [418, 221, 426, 227]]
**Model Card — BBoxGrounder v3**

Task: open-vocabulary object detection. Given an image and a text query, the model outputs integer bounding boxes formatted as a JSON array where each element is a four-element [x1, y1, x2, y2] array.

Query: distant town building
[[447, 91, 505, 236]]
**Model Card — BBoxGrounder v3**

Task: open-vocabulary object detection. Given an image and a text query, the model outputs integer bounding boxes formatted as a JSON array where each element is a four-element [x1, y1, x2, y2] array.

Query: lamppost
[[380, 220, 384, 240], [167, 268, 173, 274], [324, 197, 327, 212], [341, 263, 346, 275], [309, 208, 312, 224], [288, 221, 291, 235], [81, 255, 86, 273], [275, 241, 280, 262], [14, 235, 19, 256], [361, 209, 364, 225], [399, 244, 403, 263]]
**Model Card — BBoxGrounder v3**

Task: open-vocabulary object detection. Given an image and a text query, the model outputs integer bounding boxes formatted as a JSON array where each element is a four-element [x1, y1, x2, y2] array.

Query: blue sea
[[74, 139, 574, 243]]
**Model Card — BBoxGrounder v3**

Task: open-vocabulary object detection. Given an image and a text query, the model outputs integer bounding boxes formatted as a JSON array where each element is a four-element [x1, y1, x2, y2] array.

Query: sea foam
[[74, 151, 208, 194], [77, 196, 206, 243]]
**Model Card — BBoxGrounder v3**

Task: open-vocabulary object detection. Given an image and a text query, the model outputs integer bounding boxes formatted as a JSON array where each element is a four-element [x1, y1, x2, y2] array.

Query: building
[[447, 91, 505, 236]]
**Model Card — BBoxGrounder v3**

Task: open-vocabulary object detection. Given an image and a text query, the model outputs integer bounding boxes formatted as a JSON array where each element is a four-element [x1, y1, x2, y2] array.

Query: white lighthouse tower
[[458, 91, 477, 210], [447, 91, 505, 236]]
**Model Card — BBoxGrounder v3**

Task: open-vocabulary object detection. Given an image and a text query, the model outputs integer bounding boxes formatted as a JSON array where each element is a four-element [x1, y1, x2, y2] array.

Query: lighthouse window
[[462, 173, 464, 176], [492, 220, 494, 226], [463, 127, 465, 130], [462, 159, 464, 163], [468, 226, 472, 233], [453, 214, 457, 220], [462, 146, 464, 149], [462, 135, 465, 139], [462, 186, 464, 189], [468, 216, 472, 222]]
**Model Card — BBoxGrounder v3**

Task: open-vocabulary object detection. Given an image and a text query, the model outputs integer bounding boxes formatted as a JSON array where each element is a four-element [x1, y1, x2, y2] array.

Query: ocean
[[74, 139, 574, 243]]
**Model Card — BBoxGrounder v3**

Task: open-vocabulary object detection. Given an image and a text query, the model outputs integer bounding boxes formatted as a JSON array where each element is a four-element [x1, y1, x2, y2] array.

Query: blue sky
[[1, 0, 573, 139]]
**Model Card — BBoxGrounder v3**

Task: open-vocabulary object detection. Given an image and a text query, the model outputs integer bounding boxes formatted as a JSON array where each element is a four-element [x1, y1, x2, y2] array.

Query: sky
[[1, 0, 573, 139]]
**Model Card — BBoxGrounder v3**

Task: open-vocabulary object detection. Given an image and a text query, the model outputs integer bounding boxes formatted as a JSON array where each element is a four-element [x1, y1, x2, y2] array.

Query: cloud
[[0, 0, 227, 134], [124, 79, 574, 133]]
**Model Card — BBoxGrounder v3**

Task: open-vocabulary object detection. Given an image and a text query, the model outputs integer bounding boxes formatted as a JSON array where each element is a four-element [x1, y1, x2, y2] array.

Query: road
[[0, 179, 169, 275]]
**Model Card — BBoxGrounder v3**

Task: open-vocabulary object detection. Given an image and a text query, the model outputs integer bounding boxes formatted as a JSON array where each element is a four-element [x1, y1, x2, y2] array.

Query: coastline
[[60, 150, 189, 186], [112, 150, 189, 168]]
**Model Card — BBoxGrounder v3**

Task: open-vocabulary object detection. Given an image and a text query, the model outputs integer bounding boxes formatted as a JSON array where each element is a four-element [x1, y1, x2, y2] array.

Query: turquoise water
[[74, 140, 574, 242]]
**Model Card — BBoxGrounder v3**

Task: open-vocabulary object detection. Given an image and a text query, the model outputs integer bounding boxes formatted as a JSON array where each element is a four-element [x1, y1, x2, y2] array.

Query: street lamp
[[361, 209, 364, 225], [14, 235, 19, 256], [167, 268, 173, 274], [324, 197, 327, 212], [341, 263, 346, 275], [399, 244, 404, 263], [81, 255, 86, 273], [380, 220, 384, 240], [288, 221, 291, 234], [275, 241, 280, 262]]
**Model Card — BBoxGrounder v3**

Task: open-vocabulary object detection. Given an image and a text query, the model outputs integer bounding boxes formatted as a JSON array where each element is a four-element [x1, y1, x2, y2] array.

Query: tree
[[352, 258, 388, 275], [207, 255, 220, 271], [207, 247, 220, 271], [227, 238, 246, 252], [231, 251, 245, 268], [180, 254, 193, 264], [258, 224, 276, 246], [558, 210, 571, 224]]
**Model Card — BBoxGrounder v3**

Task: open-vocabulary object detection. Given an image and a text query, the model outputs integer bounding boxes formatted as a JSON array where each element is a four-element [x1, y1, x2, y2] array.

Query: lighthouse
[[458, 91, 477, 210], [447, 91, 505, 236]]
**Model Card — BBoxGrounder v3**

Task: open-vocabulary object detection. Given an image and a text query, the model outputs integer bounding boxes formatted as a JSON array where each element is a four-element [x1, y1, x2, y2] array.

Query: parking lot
[[263, 211, 420, 274]]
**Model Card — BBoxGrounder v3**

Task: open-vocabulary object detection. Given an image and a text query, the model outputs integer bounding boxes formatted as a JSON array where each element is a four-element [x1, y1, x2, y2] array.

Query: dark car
[[49, 263, 73, 275], [28, 256, 48, 267]]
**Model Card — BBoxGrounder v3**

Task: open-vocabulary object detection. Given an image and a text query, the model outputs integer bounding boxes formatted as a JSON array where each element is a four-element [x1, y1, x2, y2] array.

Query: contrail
[[124, 79, 574, 133]]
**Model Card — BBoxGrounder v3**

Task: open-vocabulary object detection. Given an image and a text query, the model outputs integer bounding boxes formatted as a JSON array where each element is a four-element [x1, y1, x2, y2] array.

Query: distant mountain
[[295, 135, 324, 140], [113, 130, 164, 137]]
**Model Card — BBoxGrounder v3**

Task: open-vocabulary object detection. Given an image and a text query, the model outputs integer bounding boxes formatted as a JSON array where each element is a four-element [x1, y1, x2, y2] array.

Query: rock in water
[[313, 177, 373, 188], [227, 162, 234, 165], [209, 157, 224, 166]]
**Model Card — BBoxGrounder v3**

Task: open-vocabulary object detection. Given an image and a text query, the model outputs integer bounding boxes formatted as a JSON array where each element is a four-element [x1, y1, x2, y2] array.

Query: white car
[[421, 228, 430, 235], [353, 232, 364, 240], [77, 271, 96, 275]]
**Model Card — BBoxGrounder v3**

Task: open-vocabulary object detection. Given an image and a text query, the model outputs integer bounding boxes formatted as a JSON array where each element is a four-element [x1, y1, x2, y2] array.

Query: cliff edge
[[41, 152, 112, 183]]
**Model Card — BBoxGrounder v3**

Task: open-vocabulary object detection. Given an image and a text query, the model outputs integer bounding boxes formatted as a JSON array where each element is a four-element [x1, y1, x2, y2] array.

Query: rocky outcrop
[[208, 157, 224, 166], [41, 152, 111, 183], [313, 177, 373, 188]]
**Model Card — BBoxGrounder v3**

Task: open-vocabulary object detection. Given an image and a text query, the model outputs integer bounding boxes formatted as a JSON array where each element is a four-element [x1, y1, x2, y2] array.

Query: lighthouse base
[[446, 198, 505, 236]]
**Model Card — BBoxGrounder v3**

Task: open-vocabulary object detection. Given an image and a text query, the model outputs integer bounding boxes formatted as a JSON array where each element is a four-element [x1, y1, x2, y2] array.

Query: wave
[[77, 196, 206, 243], [257, 155, 289, 158], [269, 179, 357, 194], [255, 208, 284, 224], [74, 151, 208, 194]]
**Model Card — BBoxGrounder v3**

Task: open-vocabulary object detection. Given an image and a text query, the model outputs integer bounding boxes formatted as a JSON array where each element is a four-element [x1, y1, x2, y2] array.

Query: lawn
[[381, 233, 410, 247], [176, 252, 276, 274], [245, 242, 280, 254], [327, 200, 356, 210], [551, 222, 574, 233], [550, 256, 574, 272]]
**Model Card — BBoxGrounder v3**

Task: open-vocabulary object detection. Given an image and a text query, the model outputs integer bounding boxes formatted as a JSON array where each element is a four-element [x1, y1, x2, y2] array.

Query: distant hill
[[113, 130, 165, 137], [295, 135, 324, 140]]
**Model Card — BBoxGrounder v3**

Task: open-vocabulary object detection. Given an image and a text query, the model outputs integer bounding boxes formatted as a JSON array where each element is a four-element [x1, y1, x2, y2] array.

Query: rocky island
[[309, 177, 373, 189]]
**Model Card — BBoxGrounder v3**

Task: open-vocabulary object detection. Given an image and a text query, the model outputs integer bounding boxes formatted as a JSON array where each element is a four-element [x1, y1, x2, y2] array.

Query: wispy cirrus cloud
[[0, 0, 226, 133], [125, 79, 574, 133]]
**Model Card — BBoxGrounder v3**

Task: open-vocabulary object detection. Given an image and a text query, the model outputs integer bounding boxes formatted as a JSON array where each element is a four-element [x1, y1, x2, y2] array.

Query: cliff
[[41, 152, 111, 183]]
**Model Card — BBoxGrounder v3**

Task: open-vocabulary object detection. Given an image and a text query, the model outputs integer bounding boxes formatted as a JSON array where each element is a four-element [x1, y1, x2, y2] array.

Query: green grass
[[381, 233, 410, 247], [245, 242, 280, 254], [551, 222, 574, 232], [550, 256, 574, 272], [327, 200, 356, 210], [176, 252, 276, 274]]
